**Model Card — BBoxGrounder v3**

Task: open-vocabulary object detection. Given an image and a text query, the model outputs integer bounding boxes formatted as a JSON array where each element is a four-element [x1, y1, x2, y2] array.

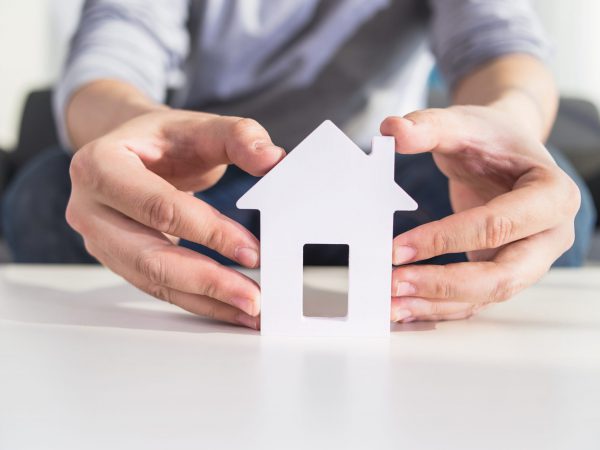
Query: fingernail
[[395, 281, 416, 297], [253, 140, 270, 151], [255, 142, 285, 157], [230, 297, 256, 316], [393, 245, 416, 265], [235, 246, 259, 268], [236, 313, 259, 330], [270, 146, 286, 161], [391, 308, 412, 322]]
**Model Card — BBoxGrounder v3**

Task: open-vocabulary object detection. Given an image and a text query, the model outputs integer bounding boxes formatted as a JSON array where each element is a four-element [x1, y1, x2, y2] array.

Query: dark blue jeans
[[1, 145, 595, 266]]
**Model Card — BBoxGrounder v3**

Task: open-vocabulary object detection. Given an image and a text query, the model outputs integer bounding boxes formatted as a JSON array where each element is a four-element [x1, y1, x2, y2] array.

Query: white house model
[[237, 120, 418, 337]]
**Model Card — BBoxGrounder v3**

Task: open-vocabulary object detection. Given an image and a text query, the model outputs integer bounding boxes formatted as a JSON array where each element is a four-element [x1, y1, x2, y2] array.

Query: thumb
[[221, 117, 286, 176], [380, 108, 485, 155], [168, 114, 286, 177]]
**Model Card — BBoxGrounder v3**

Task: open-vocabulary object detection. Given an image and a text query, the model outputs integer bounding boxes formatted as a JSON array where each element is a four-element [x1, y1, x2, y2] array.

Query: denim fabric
[[2, 148, 95, 263], [1, 145, 595, 266]]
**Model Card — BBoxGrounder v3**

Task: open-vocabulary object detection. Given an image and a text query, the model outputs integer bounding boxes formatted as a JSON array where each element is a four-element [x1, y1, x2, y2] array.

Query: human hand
[[67, 110, 285, 329], [381, 106, 580, 323]]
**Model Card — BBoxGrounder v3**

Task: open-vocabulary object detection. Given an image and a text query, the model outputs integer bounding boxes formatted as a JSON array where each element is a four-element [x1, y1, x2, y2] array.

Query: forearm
[[452, 54, 558, 142], [66, 79, 168, 150]]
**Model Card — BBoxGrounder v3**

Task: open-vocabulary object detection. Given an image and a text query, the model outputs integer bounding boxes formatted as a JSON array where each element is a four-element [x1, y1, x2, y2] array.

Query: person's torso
[[172, 0, 433, 150]]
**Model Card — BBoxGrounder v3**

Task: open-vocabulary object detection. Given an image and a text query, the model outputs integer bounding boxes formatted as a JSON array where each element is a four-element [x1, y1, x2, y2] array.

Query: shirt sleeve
[[53, 0, 190, 149], [428, 0, 551, 89]]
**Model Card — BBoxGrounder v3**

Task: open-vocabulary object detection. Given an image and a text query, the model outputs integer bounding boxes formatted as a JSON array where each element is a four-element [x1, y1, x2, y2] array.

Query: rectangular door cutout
[[303, 244, 349, 318]]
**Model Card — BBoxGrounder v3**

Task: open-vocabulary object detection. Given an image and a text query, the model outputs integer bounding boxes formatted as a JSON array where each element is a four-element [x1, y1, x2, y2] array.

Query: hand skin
[[67, 55, 570, 329], [383, 54, 580, 323], [65, 80, 285, 330]]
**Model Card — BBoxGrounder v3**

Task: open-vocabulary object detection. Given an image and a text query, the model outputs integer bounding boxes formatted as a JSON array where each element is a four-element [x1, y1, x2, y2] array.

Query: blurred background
[[0, 0, 599, 263]]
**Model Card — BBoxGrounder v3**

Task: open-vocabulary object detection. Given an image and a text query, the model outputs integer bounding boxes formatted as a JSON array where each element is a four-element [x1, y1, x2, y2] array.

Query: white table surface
[[1, 265, 599, 450]]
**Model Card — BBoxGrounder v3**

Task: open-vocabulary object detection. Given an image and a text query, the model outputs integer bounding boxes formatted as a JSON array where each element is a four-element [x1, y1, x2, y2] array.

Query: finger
[[85, 240, 259, 329], [169, 289, 260, 330], [392, 224, 573, 306], [72, 148, 261, 268], [391, 297, 475, 323], [381, 110, 459, 155], [393, 261, 507, 302], [380, 108, 532, 158], [220, 117, 286, 176], [77, 201, 261, 316], [157, 114, 285, 177], [392, 168, 578, 264]]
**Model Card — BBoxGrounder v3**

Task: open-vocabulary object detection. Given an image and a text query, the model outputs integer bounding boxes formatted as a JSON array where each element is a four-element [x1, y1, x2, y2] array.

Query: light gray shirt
[[54, 0, 549, 150]]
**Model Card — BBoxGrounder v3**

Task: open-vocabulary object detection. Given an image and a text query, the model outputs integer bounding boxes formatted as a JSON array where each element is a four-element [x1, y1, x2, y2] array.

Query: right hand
[[66, 109, 285, 329]]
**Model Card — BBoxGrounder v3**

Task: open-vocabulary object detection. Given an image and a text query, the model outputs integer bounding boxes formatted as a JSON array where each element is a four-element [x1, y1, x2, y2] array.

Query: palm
[[118, 114, 228, 193], [432, 150, 525, 261], [432, 149, 521, 214]]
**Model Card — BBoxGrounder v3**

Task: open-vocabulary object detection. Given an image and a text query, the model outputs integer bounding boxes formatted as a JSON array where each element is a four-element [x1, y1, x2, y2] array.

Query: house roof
[[237, 120, 417, 213]]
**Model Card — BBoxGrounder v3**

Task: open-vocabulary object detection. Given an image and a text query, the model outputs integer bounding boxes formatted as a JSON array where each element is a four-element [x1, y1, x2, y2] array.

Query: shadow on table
[[0, 280, 408, 335], [391, 321, 437, 332], [2, 276, 442, 335], [0, 279, 259, 335]]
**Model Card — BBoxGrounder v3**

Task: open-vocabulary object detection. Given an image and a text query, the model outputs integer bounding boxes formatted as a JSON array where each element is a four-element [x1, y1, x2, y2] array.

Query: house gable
[[237, 120, 417, 213]]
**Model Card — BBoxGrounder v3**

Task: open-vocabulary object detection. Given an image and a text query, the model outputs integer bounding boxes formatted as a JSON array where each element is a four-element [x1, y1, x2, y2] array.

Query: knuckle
[[431, 228, 451, 255], [148, 283, 171, 303], [427, 302, 444, 316], [68, 150, 88, 184], [203, 225, 226, 251], [141, 192, 178, 233], [136, 251, 168, 286], [484, 213, 514, 249], [65, 200, 83, 233], [199, 267, 225, 300], [441, 280, 455, 299], [567, 227, 576, 250], [203, 304, 219, 320], [232, 117, 262, 142], [489, 273, 519, 303], [408, 108, 442, 127], [564, 177, 582, 217], [70, 143, 102, 192], [201, 276, 219, 299], [563, 224, 576, 253], [432, 270, 455, 299], [550, 168, 581, 219]]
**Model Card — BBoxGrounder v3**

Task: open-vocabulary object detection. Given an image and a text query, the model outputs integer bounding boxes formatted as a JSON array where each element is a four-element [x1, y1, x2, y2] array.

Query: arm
[[54, 0, 191, 150], [58, 2, 285, 329], [453, 53, 558, 142], [382, 2, 580, 323], [66, 80, 164, 149]]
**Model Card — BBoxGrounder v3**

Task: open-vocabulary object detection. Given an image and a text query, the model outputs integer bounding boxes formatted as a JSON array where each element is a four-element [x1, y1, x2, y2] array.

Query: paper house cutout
[[237, 120, 418, 336]]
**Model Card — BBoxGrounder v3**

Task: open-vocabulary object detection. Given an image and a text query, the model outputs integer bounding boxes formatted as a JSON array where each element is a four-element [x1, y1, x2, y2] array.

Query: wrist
[[486, 90, 547, 141], [67, 80, 169, 150], [451, 55, 558, 143]]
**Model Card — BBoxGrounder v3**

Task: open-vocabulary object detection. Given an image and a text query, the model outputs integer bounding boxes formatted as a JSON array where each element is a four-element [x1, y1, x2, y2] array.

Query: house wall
[[258, 208, 393, 336]]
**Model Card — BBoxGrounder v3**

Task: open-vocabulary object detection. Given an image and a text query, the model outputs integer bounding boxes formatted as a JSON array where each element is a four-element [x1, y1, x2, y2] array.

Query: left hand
[[381, 105, 581, 323]]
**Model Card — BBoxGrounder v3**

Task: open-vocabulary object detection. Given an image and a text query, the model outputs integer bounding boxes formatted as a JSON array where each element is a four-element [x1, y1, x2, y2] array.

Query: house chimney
[[371, 136, 396, 177]]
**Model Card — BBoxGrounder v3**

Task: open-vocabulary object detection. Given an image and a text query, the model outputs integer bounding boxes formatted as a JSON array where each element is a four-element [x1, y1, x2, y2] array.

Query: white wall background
[[532, 0, 600, 108], [0, 1, 599, 149], [0, 0, 82, 150]]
